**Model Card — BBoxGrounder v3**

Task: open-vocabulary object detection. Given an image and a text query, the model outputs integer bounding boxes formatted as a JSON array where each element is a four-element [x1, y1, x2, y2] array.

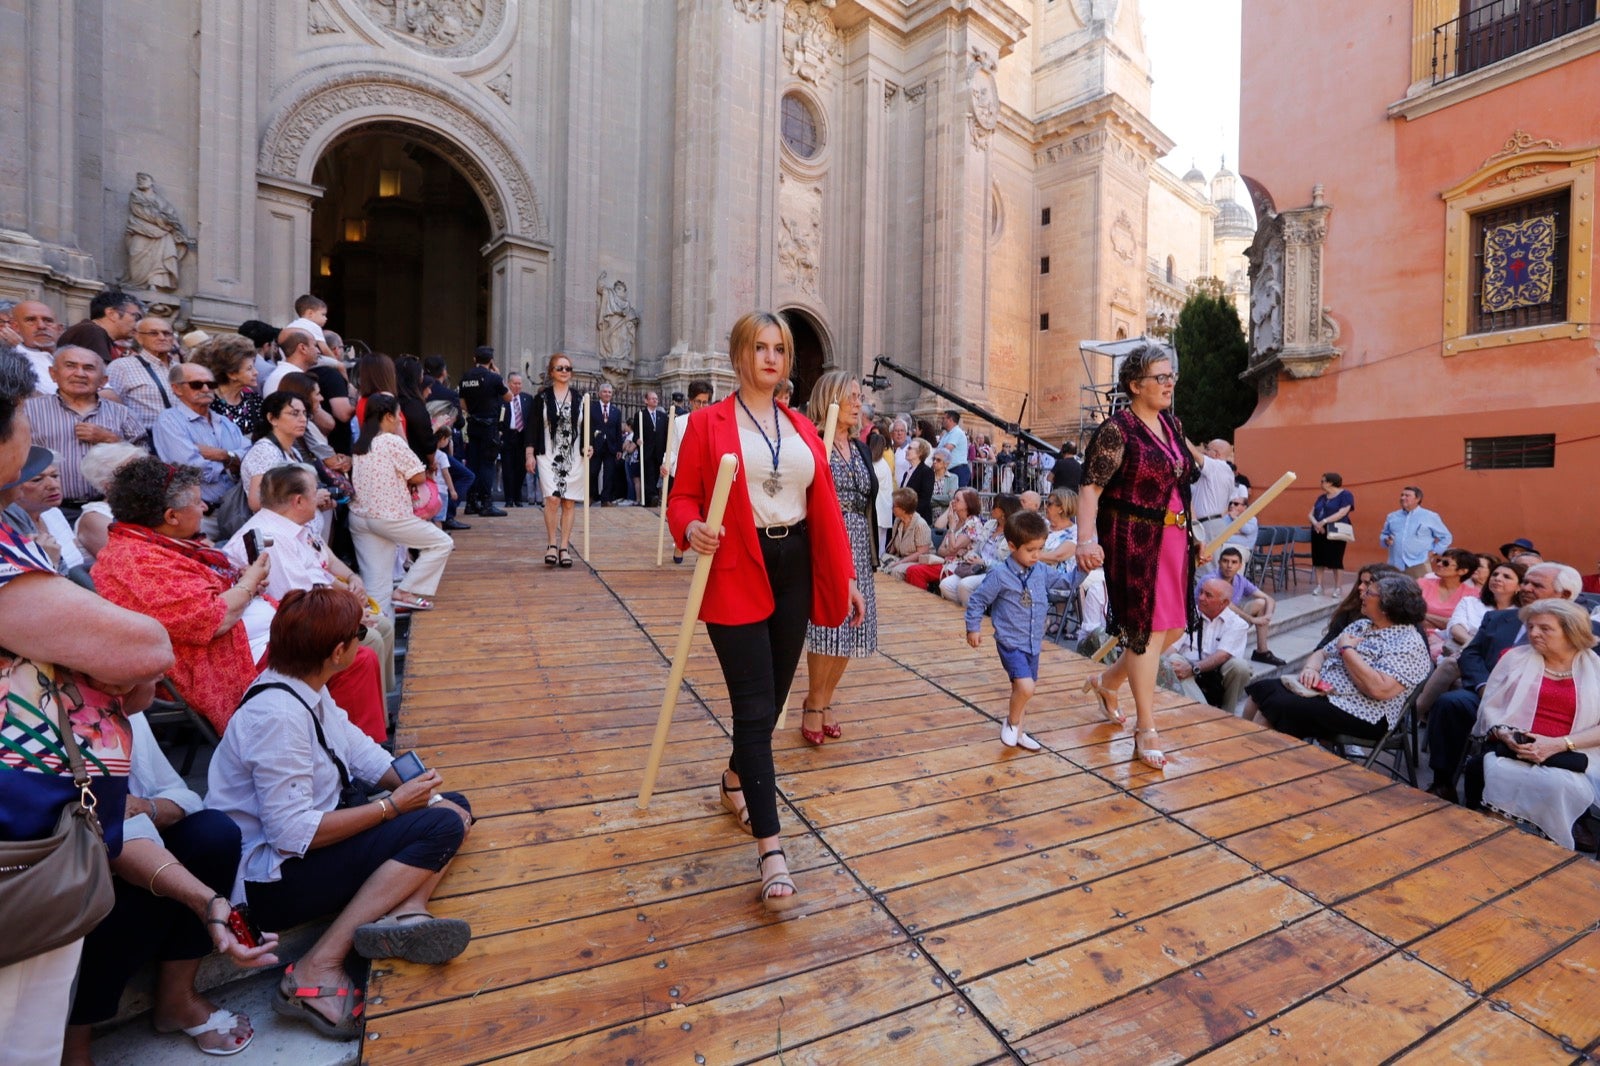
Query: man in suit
[[1426, 562, 1597, 802], [589, 381, 625, 505], [500, 372, 536, 507], [637, 391, 669, 506]]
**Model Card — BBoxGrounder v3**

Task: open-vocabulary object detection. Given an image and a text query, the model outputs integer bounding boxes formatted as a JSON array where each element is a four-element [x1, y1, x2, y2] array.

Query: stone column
[[485, 235, 553, 379], [247, 177, 320, 336], [193, 0, 264, 328]]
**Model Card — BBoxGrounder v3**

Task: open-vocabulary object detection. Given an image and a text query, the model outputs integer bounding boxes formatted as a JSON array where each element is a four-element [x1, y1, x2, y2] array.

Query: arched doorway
[[310, 130, 490, 373], [782, 308, 828, 409]]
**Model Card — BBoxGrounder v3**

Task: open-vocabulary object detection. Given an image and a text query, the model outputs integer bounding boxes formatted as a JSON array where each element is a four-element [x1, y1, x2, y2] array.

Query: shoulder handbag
[[0, 685, 115, 967], [212, 480, 253, 541], [1326, 521, 1355, 543], [411, 478, 443, 521]]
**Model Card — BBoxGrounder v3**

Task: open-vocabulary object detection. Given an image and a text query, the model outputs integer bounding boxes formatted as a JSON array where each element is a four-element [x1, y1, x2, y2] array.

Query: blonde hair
[[727, 311, 794, 390], [906, 438, 931, 463], [1520, 598, 1599, 653], [1047, 487, 1078, 519], [806, 369, 858, 432]]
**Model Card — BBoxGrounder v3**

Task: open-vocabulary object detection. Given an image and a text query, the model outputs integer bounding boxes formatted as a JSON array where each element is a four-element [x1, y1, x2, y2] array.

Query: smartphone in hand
[[391, 751, 426, 782]]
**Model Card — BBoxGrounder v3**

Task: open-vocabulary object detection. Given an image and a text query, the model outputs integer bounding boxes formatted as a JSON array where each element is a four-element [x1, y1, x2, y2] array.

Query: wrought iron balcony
[[1431, 0, 1597, 85]]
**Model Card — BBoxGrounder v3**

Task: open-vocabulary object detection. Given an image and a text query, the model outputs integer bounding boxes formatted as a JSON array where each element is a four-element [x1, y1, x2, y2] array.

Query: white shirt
[[892, 441, 912, 482], [38, 507, 85, 570], [1447, 595, 1488, 642], [1193, 455, 1235, 520], [284, 317, 328, 345], [125, 715, 205, 846], [222, 508, 335, 602], [17, 345, 56, 395], [740, 419, 815, 528], [1171, 608, 1251, 666], [263, 360, 317, 396], [666, 411, 691, 475], [205, 669, 395, 901]]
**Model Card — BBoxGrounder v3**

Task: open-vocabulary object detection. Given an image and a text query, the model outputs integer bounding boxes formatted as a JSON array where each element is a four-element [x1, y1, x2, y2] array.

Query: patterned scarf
[[105, 521, 241, 583]]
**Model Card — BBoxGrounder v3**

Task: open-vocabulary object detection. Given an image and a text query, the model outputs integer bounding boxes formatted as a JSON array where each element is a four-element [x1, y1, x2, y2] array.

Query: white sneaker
[[1000, 723, 1041, 751]]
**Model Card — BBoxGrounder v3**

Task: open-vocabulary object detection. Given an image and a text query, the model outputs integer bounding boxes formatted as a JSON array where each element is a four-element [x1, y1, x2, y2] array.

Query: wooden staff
[[637, 453, 741, 808], [1088, 470, 1299, 663], [821, 402, 840, 453], [656, 410, 678, 565], [581, 395, 591, 563]]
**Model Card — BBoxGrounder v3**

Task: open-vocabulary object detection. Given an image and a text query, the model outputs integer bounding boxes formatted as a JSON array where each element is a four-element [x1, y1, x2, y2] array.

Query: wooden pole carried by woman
[[776, 400, 839, 732], [637, 453, 739, 808], [656, 412, 677, 566], [581, 395, 591, 564]]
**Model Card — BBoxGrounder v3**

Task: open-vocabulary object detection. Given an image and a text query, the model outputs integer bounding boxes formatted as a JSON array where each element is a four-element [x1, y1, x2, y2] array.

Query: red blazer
[[668, 396, 854, 627]]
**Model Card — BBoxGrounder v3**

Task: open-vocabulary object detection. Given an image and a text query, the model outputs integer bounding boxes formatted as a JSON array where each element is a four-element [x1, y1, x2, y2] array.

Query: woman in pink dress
[[1074, 345, 1201, 770]]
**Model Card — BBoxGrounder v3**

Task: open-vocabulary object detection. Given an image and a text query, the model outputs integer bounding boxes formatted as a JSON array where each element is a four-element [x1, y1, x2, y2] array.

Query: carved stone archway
[[258, 67, 544, 239], [254, 67, 551, 365]]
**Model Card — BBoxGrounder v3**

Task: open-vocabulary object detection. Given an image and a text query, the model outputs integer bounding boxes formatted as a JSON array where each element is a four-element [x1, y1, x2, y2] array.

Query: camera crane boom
[[866, 356, 1062, 460]]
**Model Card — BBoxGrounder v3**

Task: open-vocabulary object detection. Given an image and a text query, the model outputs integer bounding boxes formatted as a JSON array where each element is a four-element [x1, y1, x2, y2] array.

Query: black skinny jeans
[[705, 526, 812, 840]]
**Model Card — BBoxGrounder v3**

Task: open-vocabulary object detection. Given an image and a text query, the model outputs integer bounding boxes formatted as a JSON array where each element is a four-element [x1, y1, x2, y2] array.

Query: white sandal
[[156, 1007, 253, 1056], [1134, 728, 1167, 771]]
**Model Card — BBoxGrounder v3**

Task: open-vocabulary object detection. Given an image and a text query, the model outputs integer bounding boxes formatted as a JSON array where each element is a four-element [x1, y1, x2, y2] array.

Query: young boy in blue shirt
[[966, 510, 1075, 751]]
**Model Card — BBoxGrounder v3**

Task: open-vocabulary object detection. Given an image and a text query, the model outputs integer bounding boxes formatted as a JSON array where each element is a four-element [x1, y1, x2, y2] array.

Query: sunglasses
[[553, 364, 573, 372], [178, 380, 216, 390]]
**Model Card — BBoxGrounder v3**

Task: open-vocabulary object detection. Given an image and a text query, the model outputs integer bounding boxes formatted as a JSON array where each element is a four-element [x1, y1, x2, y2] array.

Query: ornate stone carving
[[732, 0, 768, 21], [1245, 190, 1340, 382], [487, 71, 511, 105], [904, 82, 927, 104], [258, 70, 544, 237], [782, 1, 841, 85], [884, 81, 899, 109], [778, 179, 822, 296], [1481, 129, 1562, 169], [358, 0, 504, 57], [966, 48, 999, 150], [125, 173, 193, 292], [1248, 226, 1283, 362], [1110, 210, 1136, 263], [1488, 162, 1554, 188], [308, 0, 342, 34], [596, 271, 641, 376]]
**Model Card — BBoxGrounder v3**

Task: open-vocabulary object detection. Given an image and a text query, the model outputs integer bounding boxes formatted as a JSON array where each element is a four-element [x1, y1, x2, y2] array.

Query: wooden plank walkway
[[363, 505, 1600, 1064]]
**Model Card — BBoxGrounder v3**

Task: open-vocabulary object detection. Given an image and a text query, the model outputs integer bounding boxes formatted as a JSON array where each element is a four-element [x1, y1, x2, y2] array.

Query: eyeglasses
[[136, 329, 174, 337], [553, 364, 572, 372], [1140, 373, 1179, 386], [178, 380, 216, 391]]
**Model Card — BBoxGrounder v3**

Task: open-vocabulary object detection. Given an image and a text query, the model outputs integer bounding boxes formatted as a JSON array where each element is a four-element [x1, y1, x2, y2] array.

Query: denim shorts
[[997, 643, 1040, 682]]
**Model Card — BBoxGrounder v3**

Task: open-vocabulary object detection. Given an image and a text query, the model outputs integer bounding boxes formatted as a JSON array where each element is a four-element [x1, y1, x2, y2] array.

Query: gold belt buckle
[[765, 524, 790, 539], [1164, 511, 1186, 527]]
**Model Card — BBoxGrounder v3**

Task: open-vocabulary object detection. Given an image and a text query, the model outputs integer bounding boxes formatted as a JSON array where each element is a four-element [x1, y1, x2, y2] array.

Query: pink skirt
[[1150, 496, 1190, 632]]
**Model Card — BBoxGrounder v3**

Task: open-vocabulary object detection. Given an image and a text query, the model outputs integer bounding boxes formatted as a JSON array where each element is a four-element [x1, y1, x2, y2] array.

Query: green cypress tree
[[1171, 277, 1256, 443]]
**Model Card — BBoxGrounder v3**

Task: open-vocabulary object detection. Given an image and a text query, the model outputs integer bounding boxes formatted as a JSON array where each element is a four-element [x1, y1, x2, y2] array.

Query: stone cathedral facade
[[0, 0, 1235, 441]]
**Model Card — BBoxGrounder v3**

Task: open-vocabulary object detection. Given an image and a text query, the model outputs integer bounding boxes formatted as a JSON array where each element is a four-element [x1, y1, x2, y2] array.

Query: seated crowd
[[1, 292, 476, 1062]]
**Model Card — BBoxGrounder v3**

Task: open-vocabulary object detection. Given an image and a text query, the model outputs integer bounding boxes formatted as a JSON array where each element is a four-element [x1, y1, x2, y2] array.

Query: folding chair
[[1045, 568, 1086, 646], [1245, 526, 1274, 586], [143, 677, 220, 776], [1330, 686, 1420, 786], [1287, 527, 1314, 589]]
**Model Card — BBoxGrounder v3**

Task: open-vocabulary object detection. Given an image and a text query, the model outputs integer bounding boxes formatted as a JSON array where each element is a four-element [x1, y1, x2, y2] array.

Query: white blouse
[[738, 411, 815, 529]]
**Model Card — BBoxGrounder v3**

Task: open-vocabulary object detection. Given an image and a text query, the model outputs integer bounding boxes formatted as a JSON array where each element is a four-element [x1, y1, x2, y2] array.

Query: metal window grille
[[1040, 207, 1051, 226], [1040, 256, 1050, 274], [1464, 434, 1556, 470], [1039, 313, 1050, 331]]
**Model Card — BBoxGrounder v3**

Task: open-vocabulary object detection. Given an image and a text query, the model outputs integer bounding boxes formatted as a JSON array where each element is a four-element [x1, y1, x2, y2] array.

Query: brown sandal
[[719, 771, 752, 835]]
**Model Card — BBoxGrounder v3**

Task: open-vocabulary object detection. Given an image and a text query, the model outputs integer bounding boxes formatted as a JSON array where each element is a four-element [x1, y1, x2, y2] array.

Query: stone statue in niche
[[778, 184, 822, 296], [1248, 235, 1284, 364], [783, 0, 841, 85], [596, 271, 641, 375], [125, 173, 193, 292]]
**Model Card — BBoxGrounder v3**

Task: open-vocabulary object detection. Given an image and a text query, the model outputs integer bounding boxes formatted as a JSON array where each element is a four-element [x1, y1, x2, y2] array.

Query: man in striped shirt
[[21, 346, 145, 519]]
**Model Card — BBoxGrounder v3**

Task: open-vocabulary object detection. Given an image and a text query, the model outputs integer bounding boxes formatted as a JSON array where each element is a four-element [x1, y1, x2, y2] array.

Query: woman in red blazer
[[667, 310, 864, 912]]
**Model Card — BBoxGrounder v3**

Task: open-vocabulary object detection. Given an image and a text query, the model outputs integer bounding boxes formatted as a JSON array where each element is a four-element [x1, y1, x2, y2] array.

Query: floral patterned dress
[[806, 440, 878, 658]]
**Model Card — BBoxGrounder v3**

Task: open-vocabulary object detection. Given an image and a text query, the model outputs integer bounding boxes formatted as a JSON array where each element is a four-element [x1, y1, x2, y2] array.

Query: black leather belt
[[1196, 513, 1224, 523], [760, 521, 806, 539]]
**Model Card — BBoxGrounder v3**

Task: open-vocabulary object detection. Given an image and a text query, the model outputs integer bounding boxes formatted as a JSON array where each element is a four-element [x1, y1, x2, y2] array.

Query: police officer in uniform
[[458, 345, 508, 516]]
